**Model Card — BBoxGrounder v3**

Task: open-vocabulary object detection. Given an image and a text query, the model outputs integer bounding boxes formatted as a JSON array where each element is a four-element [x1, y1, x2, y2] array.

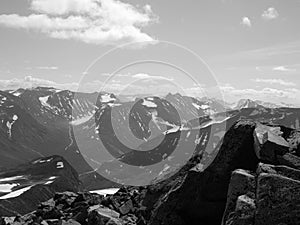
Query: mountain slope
[[0, 155, 81, 216]]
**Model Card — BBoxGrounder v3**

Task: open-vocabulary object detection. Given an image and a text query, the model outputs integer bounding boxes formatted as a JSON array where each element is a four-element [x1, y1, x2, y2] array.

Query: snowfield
[[0, 186, 32, 200], [90, 188, 120, 196], [39, 96, 51, 108]]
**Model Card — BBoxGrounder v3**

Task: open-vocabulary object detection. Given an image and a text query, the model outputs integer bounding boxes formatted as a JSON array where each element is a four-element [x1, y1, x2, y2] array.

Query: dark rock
[[225, 194, 255, 225], [0, 218, 6, 225], [87, 206, 121, 225], [72, 210, 88, 225], [119, 199, 134, 215], [255, 164, 300, 225], [43, 208, 64, 220], [222, 169, 256, 225], [253, 124, 289, 164], [147, 120, 259, 225], [277, 153, 300, 170], [60, 219, 81, 225], [257, 163, 300, 181]]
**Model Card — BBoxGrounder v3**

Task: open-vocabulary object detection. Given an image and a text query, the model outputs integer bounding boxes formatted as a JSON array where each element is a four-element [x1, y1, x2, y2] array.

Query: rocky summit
[[0, 119, 299, 225]]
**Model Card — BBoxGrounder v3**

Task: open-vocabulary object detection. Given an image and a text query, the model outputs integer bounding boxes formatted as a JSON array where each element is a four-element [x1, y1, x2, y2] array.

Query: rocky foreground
[[1, 119, 300, 225]]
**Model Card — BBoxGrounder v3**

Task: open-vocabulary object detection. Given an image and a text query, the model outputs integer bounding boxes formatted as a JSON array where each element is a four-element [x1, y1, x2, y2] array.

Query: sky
[[0, 0, 300, 105]]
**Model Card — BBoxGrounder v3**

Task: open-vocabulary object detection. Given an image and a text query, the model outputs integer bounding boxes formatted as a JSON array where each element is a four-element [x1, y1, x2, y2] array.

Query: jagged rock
[[257, 163, 300, 182], [224, 163, 300, 225], [277, 153, 300, 170], [119, 200, 134, 215], [60, 219, 81, 225], [40, 208, 63, 220], [0, 218, 6, 225], [121, 214, 138, 225], [222, 169, 256, 225], [72, 210, 88, 224], [146, 120, 259, 225], [255, 164, 300, 225], [227, 194, 256, 225], [43, 219, 60, 225], [253, 124, 289, 164], [87, 206, 121, 225]]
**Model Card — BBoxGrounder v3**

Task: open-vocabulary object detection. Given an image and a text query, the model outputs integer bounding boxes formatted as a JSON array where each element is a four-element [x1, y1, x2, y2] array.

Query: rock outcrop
[[223, 163, 300, 225], [0, 188, 146, 225], [143, 120, 300, 225], [144, 120, 259, 225]]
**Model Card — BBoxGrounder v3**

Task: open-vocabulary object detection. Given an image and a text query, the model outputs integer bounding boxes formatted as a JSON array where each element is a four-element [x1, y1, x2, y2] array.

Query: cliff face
[[145, 120, 260, 225], [144, 120, 300, 225]]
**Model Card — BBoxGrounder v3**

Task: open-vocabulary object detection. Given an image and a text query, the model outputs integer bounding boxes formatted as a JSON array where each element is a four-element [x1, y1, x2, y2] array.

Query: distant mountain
[[0, 88, 93, 174], [233, 99, 265, 110], [254, 100, 296, 108], [83, 106, 300, 186], [232, 98, 297, 110], [1, 87, 300, 190]]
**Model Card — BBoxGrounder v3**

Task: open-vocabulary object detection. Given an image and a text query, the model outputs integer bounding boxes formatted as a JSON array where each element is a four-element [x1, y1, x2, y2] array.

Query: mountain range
[[0, 87, 299, 224]]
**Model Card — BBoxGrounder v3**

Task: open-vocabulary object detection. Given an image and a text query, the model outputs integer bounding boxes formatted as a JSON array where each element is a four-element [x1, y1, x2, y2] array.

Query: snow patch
[[44, 181, 54, 185], [71, 114, 94, 125], [192, 103, 201, 110], [90, 188, 119, 196], [39, 96, 51, 108], [0, 186, 32, 199], [101, 94, 116, 103], [12, 92, 22, 97], [6, 115, 18, 138], [0, 183, 18, 193], [37, 158, 53, 164], [142, 99, 157, 108], [0, 176, 23, 182], [56, 162, 64, 169]]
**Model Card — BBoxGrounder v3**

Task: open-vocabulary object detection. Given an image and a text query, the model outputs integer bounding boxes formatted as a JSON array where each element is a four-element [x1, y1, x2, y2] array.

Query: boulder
[[119, 199, 134, 215], [255, 165, 300, 225], [222, 169, 255, 225], [225, 194, 256, 225], [253, 124, 289, 164], [88, 206, 122, 225]]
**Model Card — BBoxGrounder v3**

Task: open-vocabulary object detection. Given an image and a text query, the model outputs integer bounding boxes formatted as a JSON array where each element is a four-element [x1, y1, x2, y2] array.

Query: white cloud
[[241, 17, 251, 27], [252, 78, 296, 87], [0, 0, 158, 45], [262, 7, 279, 20], [36, 66, 58, 70], [0, 73, 175, 96], [272, 66, 296, 72], [30, 0, 98, 15], [0, 76, 78, 90], [131, 73, 174, 81], [220, 84, 300, 106]]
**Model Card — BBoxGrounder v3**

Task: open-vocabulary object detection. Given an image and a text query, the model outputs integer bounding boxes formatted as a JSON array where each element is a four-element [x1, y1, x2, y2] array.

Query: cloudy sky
[[0, 0, 300, 105]]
